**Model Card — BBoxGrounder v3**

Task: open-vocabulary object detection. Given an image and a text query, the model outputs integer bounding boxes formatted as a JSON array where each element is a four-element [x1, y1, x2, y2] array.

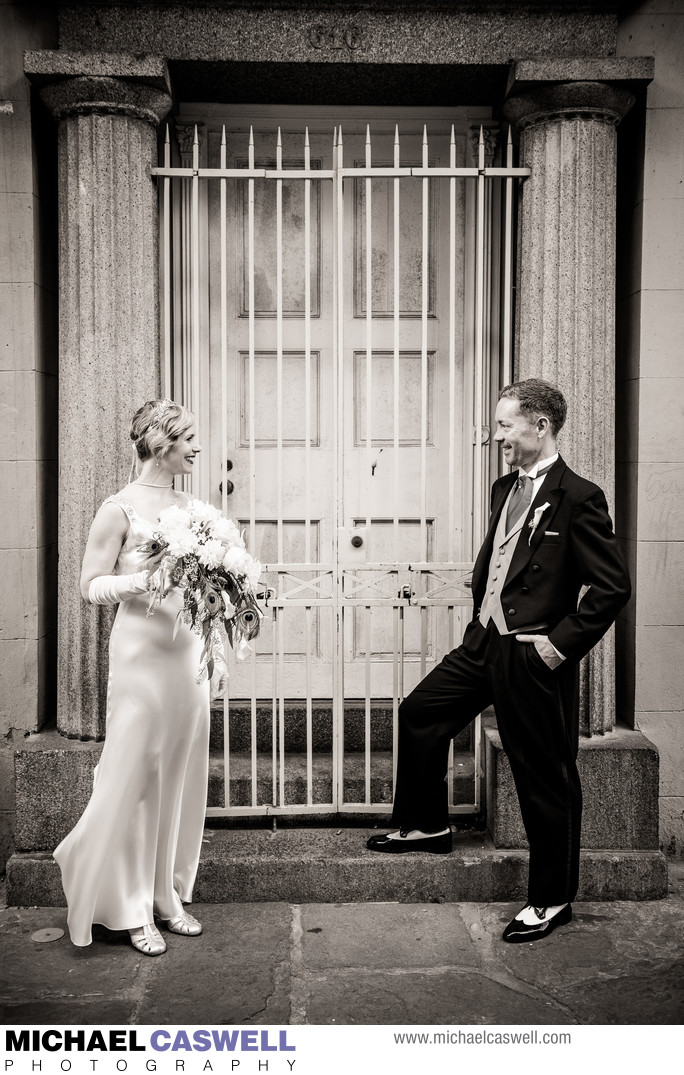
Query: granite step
[[207, 750, 476, 809], [210, 700, 473, 753], [6, 828, 668, 907]]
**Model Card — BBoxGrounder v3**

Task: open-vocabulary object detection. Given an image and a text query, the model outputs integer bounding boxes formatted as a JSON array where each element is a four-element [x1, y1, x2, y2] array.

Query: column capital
[[24, 51, 173, 126], [503, 56, 653, 132]]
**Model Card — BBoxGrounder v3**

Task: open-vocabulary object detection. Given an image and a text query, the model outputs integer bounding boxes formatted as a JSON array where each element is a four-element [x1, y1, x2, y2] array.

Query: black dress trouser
[[391, 618, 582, 905]]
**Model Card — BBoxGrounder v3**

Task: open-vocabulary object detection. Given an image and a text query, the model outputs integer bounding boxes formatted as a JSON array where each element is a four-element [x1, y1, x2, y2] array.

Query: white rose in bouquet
[[165, 529, 199, 558], [191, 501, 221, 525], [197, 538, 227, 570], [213, 516, 244, 548], [222, 545, 254, 578], [158, 505, 192, 530]]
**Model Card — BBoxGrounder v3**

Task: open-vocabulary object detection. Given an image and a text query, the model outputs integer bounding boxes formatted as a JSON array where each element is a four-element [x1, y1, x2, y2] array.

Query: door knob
[[219, 460, 234, 495], [351, 534, 364, 548]]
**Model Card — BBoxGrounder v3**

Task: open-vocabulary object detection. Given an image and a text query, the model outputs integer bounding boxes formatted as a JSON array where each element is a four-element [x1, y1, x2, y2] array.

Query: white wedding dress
[[54, 494, 210, 946]]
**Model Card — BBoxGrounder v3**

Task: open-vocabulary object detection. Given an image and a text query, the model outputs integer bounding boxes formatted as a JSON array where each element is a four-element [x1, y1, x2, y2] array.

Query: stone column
[[504, 69, 638, 735], [25, 55, 173, 739]]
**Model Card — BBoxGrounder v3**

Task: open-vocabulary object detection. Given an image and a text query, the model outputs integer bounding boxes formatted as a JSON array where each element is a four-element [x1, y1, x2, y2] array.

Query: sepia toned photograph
[[1, 0, 682, 1058]]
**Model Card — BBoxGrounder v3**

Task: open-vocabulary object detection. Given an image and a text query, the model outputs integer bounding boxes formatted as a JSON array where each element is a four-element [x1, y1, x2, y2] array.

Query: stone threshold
[[7, 829, 668, 908]]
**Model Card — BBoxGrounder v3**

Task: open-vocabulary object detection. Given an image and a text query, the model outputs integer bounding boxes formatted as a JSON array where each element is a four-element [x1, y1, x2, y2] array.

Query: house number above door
[[308, 25, 364, 50]]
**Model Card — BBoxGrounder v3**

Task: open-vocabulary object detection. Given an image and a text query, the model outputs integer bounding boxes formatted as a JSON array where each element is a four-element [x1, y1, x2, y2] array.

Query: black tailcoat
[[472, 455, 631, 661]]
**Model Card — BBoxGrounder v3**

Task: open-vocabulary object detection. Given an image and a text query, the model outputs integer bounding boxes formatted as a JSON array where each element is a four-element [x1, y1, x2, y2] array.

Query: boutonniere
[[528, 502, 551, 545]]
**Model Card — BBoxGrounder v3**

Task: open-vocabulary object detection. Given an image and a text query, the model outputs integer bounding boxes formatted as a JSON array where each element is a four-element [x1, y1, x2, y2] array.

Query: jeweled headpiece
[[149, 398, 174, 429]]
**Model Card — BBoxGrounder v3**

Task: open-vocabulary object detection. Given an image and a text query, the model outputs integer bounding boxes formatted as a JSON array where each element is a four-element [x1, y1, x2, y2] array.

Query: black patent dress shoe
[[366, 829, 452, 854], [502, 903, 572, 943]]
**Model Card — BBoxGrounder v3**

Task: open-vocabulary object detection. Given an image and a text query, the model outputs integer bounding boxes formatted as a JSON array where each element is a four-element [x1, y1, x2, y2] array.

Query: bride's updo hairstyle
[[129, 399, 193, 462]]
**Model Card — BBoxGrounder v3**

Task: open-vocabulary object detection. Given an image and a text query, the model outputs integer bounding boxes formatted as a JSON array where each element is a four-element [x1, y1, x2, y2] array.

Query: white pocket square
[[545, 531, 560, 536]]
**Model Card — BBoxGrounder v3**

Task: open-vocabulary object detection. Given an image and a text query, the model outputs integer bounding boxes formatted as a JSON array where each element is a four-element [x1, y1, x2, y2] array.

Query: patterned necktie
[[505, 460, 555, 532]]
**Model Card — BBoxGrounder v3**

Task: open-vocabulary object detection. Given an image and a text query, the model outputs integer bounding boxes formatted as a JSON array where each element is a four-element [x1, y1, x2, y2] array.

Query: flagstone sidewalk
[[2, 866, 683, 1026]]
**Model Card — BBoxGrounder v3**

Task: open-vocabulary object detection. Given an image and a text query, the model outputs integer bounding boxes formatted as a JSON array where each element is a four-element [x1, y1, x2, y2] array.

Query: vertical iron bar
[[248, 127, 258, 806], [276, 128, 284, 566], [420, 126, 429, 562], [219, 124, 230, 809], [220, 126, 228, 519], [448, 126, 457, 562], [224, 690, 231, 809], [161, 126, 172, 397], [304, 130, 314, 804], [446, 603, 455, 809], [420, 602, 427, 682], [365, 126, 373, 537], [191, 126, 201, 493], [250, 641, 258, 805], [502, 126, 514, 391], [250, 634, 258, 808], [304, 128, 312, 564], [334, 128, 345, 812], [393, 125, 401, 563], [248, 127, 256, 554], [306, 604, 313, 804], [278, 602, 286, 808], [392, 603, 399, 790], [271, 605, 278, 808], [474, 127, 486, 552], [396, 600, 405, 797], [474, 128, 488, 816], [365, 604, 372, 803]]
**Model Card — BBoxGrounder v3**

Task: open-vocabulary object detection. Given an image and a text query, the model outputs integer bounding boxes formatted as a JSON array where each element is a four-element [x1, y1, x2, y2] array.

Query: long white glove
[[88, 571, 148, 605]]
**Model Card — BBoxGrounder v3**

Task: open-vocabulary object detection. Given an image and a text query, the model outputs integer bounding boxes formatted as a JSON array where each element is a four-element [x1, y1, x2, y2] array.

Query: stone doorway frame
[[8, 46, 668, 904], [24, 50, 652, 743]]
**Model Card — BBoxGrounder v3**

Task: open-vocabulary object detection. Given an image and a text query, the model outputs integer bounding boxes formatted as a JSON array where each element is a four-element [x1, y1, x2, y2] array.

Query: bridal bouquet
[[138, 500, 263, 683]]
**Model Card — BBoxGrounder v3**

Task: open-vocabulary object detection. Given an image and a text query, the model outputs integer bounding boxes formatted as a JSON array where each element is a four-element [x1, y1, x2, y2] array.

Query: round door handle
[[351, 534, 364, 548], [218, 479, 234, 495]]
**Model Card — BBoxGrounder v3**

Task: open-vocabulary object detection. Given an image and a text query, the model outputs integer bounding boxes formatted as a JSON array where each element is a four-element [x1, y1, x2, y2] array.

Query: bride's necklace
[[134, 480, 174, 489]]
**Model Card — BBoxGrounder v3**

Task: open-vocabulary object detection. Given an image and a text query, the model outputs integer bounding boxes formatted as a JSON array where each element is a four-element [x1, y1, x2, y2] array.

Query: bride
[[54, 399, 210, 956]]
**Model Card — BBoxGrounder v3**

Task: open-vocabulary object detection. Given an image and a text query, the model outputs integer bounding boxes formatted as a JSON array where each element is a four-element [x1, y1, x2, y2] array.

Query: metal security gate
[[153, 107, 528, 819]]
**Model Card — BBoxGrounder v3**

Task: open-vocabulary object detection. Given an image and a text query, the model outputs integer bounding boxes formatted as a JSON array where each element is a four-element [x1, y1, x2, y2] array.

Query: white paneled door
[[157, 106, 525, 815]]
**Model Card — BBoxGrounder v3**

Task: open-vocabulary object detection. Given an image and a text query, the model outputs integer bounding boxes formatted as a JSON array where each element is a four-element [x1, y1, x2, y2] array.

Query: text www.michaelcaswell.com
[[393, 1031, 571, 1046]]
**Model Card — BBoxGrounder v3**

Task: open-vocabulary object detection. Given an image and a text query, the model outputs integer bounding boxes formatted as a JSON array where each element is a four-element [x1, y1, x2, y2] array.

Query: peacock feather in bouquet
[[138, 500, 263, 683]]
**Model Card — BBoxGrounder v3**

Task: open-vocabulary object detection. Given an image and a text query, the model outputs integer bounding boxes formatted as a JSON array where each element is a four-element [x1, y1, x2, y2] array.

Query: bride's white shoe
[[163, 909, 203, 936], [129, 922, 167, 956]]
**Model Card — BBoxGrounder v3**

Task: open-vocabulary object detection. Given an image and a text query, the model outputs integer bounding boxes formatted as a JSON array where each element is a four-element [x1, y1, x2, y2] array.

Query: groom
[[367, 379, 631, 943]]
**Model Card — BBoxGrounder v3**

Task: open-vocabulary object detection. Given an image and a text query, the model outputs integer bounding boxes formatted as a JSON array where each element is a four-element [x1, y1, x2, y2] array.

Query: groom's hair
[[499, 379, 567, 437]]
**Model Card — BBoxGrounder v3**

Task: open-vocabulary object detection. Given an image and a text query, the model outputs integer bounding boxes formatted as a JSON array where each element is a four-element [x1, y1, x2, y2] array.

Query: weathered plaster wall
[[0, 1, 58, 869], [616, 0, 684, 856]]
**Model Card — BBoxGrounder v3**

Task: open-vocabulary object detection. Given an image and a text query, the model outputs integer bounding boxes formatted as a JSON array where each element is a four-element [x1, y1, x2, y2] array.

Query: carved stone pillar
[[504, 74, 636, 735], [25, 55, 173, 739]]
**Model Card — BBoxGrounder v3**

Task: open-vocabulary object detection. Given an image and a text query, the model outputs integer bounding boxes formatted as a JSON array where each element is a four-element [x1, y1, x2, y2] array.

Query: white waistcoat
[[478, 488, 528, 635]]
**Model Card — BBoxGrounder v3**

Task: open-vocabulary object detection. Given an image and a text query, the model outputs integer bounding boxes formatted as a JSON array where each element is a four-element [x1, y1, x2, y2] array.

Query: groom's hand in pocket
[[516, 633, 564, 670]]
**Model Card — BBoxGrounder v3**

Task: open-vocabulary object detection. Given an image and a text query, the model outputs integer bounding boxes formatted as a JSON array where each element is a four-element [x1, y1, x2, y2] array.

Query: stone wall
[[0, 3, 58, 869], [56, 1, 618, 66], [616, 0, 684, 857]]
